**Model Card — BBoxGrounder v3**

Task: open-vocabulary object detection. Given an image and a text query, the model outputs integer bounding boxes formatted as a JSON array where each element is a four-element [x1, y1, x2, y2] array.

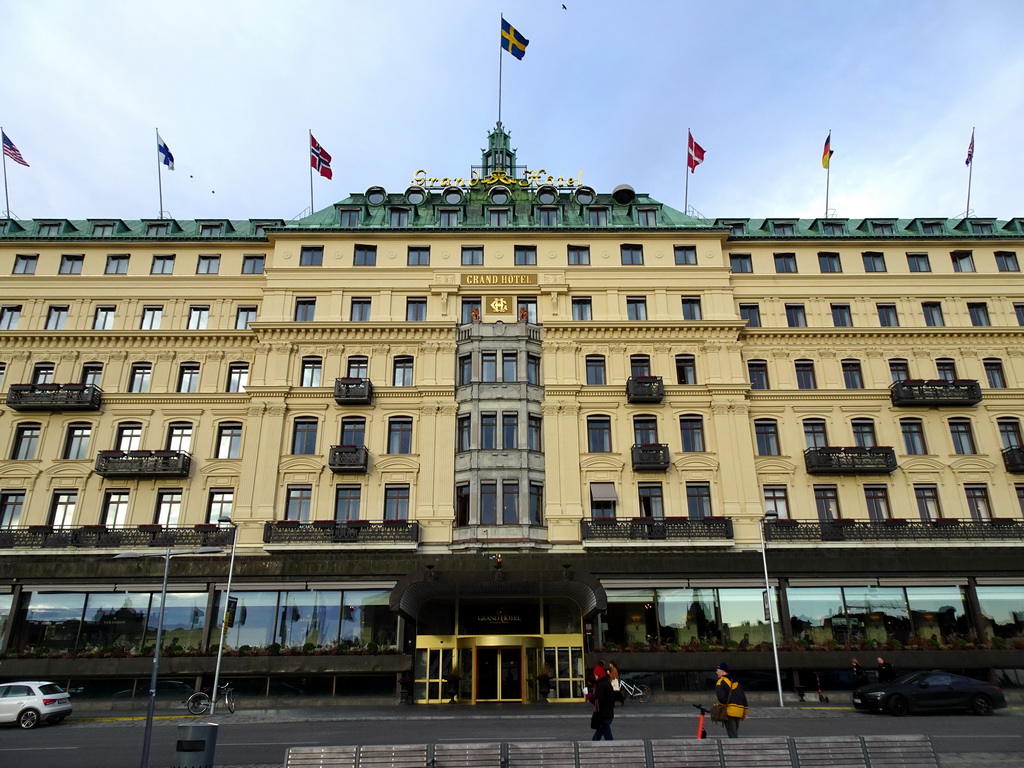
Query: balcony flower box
[[830, 518, 857, 526], [193, 524, 218, 531], [989, 518, 1017, 526], [138, 524, 162, 531], [931, 518, 961, 526], [882, 518, 909, 525], [312, 520, 338, 528], [275, 520, 300, 528], [345, 520, 370, 527], [382, 519, 409, 526], [772, 518, 799, 525], [27, 525, 53, 533]]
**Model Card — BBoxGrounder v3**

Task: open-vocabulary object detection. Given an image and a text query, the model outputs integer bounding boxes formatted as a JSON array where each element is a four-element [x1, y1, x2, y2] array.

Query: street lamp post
[[114, 546, 221, 768], [209, 517, 238, 715], [758, 511, 785, 707]]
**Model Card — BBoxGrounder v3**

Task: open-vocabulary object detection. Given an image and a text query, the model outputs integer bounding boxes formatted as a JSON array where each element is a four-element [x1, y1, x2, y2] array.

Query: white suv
[[0, 681, 73, 729]]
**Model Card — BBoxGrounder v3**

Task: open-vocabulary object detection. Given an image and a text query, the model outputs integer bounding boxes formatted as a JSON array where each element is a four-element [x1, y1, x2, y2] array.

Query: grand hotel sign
[[409, 168, 583, 189]]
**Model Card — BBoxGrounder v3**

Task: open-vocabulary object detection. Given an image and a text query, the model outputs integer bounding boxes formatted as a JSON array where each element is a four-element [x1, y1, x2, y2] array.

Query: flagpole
[[2, 126, 10, 217], [497, 14, 504, 126], [825, 129, 831, 218], [684, 128, 690, 214], [309, 129, 314, 214], [156, 128, 165, 219], [965, 127, 974, 216]]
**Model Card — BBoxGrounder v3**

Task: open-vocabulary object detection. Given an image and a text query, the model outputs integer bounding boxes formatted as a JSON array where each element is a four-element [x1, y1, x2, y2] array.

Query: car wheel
[[970, 694, 994, 716], [18, 709, 40, 729], [887, 695, 910, 717]]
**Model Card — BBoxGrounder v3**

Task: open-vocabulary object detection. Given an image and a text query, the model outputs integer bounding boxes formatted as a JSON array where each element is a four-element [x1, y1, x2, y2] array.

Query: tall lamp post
[[114, 546, 222, 768], [758, 511, 785, 707], [209, 517, 238, 715]]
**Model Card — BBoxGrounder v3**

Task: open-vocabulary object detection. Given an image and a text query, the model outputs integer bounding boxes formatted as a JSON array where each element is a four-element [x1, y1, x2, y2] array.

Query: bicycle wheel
[[186, 692, 210, 715], [636, 684, 653, 703], [226, 694, 236, 714]]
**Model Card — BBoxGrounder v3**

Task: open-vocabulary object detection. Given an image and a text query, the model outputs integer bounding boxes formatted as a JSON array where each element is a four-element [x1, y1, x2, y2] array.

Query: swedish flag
[[501, 18, 529, 60]]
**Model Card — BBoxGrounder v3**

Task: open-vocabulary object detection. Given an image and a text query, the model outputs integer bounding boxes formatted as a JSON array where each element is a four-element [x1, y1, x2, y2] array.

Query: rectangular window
[[129, 363, 152, 393], [235, 306, 257, 329], [950, 419, 977, 455], [285, 485, 312, 522], [199, 223, 223, 236], [479, 482, 497, 525], [814, 485, 840, 522], [528, 415, 542, 451], [729, 254, 752, 273], [458, 354, 472, 386], [748, 361, 769, 390], [586, 355, 606, 385], [456, 415, 471, 452], [831, 303, 852, 327], [177, 362, 200, 393], [795, 360, 817, 389], [197, 254, 220, 274], [481, 412, 497, 449], [680, 297, 702, 320], [862, 252, 886, 272], [300, 246, 324, 266], [350, 298, 371, 321], [151, 254, 175, 274], [818, 252, 842, 273], [985, 359, 1007, 389], [387, 418, 413, 454], [300, 357, 322, 387], [1016, 304, 1024, 326], [295, 298, 316, 321], [347, 246, 377, 268], [334, 486, 361, 522], [567, 245, 590, 265], [81, 363, 103, 388], [502, 412, 518, 449], [626, 297, 647, 321], [116, 423, 142, 451], [907, 253, 931, 272], [13, 254, 37, 274], [390, 209, 409, 227], [970, 221, 993, 234], [822, 221, 845, 235], [936, 359, 957, 380], [339, 209, 360, 227], [529, 484, 543, 525], [877, 303, 899, 327], [384, 484, 410, 521], [217, 423, 242, 458], [45, 305, 68, 330], [686, 483, 713, 520], [679, 417, 705, 452], [785, 303, 807, 327], [901, 419, 928, 455], [774, 253, 797, 273], [674, 245, 697, 265], [187, 306, 209, 330], [461, 246, 483, 266], [889, 359, 910, 382], [167, 423, 193, 452], [571, 298, 592, 321], [773, 222, 795, 235], [852, 419, 877, 448], [439, 209, 459, 227], [50, 490, 78, 527], [968, 302, 991, 327], [102, 489, 130, 527], [995, 251, 1019, 272], [842, 360, 864, 389], [155, 489, 183, 526], [965, 484, 992, 521], [481, 352, 497, 382], [676, 354, 696, 385], [407, 246, 430, 266], [393, 356, 414, 386], [763, 486, 789, 519], [538, 208, 558, 227], [207, 488, 234, 525], [60, 254, 84, 274], [637, 209, 657, 226], [406, 298, 427, 322], [92, 223, 114, 236], [0, 305, 21, 330], [620, 244, 644, 265], [920, 221, 943, 234], [514, 246, 537, 266], [864, 486, 891, 522], [241, 254, 265, 273], [502, 351, 517, 382], [33, 363, 55, 384], [527, 354, 541, 385], [804, 420, 828, 449], [739, 303, 761, 327], [587, 416, 612, 453], [588, 208, 607, 227], [915, 484, 941, 521], [105, 254, 129, 274], [951, 251, 975, 273], [489, 209, 509, 227], [638, 483, 664, 518], [754, 420, 779, 456], [12, 424, 41, 460], [140, 306, 163, 330], [146, 222, 169, 236], [922, 302, 944, 327], [871, 221, 894, 235]]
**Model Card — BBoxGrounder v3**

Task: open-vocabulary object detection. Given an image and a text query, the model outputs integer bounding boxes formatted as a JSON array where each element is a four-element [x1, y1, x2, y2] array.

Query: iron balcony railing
[[765, 518, 1024, 543], [334, 378, 373, 405], [582, 517, 733, 541], [631, 444, 671, 471], [94, 450, 191, 478], [890, 379, 982, 406], [0, 524, 234, 549], [1002, 446, 1024, 473], [263, 520, 419, 545], [328, 445, 370, 473], [6, 383, 103, 411], [626, 376, 665, 403], [804, 446, 898, 475]]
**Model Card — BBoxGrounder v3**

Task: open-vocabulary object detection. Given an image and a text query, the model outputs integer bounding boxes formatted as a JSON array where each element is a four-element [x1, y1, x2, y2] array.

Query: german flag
[[822, 132, 834, 169]]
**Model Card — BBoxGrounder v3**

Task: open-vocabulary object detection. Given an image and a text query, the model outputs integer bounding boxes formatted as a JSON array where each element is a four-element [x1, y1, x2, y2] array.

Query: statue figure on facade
[[519, 306, 528, 321], [470, 307, 481, 322]]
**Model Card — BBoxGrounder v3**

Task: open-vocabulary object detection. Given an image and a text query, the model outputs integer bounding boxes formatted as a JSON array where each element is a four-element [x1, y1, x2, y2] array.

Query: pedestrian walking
[[851, 658, 867, 687], [713, 663, 749, 739], [876, 656, 896, 683], [586, 664, 617, 741]]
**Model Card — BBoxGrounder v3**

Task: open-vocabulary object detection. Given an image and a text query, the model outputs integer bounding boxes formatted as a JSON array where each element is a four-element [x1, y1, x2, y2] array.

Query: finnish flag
[[157, 133, 174, 170]]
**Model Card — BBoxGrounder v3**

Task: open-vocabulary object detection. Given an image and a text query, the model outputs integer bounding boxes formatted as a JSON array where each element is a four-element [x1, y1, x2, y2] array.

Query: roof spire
[[481, 122, 517, 176]]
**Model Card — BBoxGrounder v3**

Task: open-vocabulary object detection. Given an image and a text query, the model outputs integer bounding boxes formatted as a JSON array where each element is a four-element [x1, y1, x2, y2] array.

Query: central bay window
[[638, 483, 664, 518], [587, 416, 612, 452]]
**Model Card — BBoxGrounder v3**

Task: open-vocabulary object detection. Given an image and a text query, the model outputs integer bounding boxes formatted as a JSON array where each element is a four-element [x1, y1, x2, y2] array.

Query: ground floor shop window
[[976, 586, 1024, 646]]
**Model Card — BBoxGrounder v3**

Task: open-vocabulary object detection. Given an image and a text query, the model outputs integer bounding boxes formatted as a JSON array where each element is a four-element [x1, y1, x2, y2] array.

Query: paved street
[[2, 701, 1021, 768]]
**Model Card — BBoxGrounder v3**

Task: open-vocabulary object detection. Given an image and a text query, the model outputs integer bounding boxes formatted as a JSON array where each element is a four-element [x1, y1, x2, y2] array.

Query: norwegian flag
[[687, 131, 705, 173], [310, 134, 332, 179]]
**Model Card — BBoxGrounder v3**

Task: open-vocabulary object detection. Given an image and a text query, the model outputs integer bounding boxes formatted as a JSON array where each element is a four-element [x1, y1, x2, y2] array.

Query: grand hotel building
[[0, 125, 1021, 703]]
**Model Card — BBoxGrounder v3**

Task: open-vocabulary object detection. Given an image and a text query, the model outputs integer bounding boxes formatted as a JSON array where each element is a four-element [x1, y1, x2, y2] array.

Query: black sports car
[[852, 670, 1006, 716]]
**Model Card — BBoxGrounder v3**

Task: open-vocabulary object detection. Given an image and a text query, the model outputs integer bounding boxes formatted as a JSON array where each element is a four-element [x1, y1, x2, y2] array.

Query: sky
[[2, 0, 1022, 223]]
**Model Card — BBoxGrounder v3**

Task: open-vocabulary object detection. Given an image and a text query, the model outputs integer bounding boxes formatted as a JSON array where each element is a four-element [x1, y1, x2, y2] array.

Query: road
[[1, 703, 1021, 768]]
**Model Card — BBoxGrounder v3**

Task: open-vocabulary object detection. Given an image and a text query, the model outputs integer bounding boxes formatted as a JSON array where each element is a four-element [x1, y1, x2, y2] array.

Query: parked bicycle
[[186, 683, 236, 715], [618, 678, 652, 703]]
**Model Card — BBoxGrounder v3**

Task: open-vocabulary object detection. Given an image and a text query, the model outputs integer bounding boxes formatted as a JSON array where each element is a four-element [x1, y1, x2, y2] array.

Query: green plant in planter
[[266, 642, 282, 655]]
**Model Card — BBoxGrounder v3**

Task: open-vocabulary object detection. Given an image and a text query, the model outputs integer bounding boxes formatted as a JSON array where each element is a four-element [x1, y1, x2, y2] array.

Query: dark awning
[[389, 567, 607, 621], [590, 482, 618, 502]]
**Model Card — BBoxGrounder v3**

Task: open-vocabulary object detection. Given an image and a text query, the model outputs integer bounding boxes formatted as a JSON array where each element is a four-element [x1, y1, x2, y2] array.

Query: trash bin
[[175, 723, 218, 768]]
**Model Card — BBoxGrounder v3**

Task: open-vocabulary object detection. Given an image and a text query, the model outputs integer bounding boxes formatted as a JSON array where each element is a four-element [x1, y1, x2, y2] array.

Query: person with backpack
[[713, 663, 749, 738]]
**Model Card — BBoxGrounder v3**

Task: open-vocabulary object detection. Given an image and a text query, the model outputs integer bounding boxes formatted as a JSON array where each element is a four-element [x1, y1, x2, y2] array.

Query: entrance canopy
[[389, 568, 607, 621]]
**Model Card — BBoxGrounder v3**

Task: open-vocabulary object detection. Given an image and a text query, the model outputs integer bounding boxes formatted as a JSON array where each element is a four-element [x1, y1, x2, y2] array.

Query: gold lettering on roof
[[410, 169, 583, 190], [462, 274, 537, 286]]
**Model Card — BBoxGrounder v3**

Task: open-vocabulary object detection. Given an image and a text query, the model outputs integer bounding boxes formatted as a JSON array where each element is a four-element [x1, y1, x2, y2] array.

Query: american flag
[[965, 130, 974, 166], [2, 131, 29, 167], [310, 134, 332, 180]]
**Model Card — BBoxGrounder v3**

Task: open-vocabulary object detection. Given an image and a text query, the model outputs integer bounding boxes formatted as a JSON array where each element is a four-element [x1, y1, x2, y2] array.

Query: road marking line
[[0, 747, 79, 752]]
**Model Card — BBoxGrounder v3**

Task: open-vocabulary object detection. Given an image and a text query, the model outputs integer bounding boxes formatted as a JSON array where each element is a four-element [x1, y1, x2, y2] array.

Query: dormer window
[[390, 208, 409, 227], [339, 209, 360, 227], [37, 222, 60, 237], [147, 222, 169, 236], [871, 221, 894, 235], [536, 186, 558, 205], [920, 220, 943, 234], [772, 221, 795, 235], [441, 187, 464, 205], [637, 209, 658, 226], [821, 221, 844, 235], [92, 222, 115, 236], [199, 223, 222, 236], [574, 187, 595, 205], [366, 187, 387, 206], [724, 221, 746, 236], [251, 221, 275, 236], [970, 221, 993, 234], [489, 187, 511, 205], [538, 208, 558, 227], [489, 208, 509, 227], [588, 208, 608, 227], [439, 209, 459, 227], [405, 187, 427, 205]]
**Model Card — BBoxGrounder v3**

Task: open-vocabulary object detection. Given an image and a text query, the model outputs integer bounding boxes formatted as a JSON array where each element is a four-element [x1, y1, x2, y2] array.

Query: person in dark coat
[[714, 663, 749, 739], [876, 656, 896, 683], [586, 664, 619, 740]]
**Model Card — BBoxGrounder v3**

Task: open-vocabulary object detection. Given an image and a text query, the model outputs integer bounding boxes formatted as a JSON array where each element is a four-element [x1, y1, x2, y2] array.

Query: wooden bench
[[284, 735, 938, 768]]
